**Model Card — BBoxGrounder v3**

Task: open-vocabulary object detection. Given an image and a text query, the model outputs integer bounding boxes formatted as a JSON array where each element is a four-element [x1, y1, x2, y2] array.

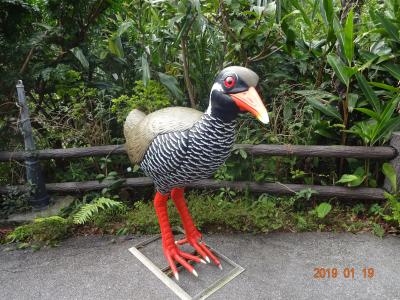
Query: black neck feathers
[[207, 90, 240, 123]]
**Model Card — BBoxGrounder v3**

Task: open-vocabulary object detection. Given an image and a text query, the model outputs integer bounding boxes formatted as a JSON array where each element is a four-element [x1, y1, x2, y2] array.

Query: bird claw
[[175, 235, 222, 269], [163, 245, 201, 280]]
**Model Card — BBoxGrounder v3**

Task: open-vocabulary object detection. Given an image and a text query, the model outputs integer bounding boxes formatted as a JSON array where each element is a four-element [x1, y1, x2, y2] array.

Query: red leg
[[153, 192, 201, 280], [171, 188, 221, 268]]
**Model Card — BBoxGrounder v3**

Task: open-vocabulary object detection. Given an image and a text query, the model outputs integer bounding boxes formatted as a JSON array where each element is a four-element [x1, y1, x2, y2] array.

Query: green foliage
[[73, 197, 126, 225], [382, 163, 397, 193], [111, 80, 172, 123], [109, 191, 386, 235], [337, 167, 366, 187], [371, 223, 384, 238], [327, 53, 354, 87], [6, 216, 70, 246], [352, 203, 365, 215], [0, 187, 30, 218], [315, 202, 332, 219], [94, 157, 126, 197], [126, 193, 294, 234], [381, 164, 400, 227], [349, 95, 400, 146]]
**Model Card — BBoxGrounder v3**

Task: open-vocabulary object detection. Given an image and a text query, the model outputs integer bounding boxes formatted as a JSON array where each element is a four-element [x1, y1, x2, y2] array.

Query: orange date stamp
[[313, 267, 375, 279]]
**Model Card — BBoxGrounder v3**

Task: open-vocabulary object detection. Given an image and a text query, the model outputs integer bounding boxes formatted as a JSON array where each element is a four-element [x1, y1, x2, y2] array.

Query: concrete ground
[[1, 232, 399, 300]]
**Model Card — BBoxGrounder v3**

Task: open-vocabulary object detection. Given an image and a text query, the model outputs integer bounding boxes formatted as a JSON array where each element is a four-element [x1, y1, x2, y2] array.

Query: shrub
[[111, 80, 172, 123], [0, 186, 30, 218]]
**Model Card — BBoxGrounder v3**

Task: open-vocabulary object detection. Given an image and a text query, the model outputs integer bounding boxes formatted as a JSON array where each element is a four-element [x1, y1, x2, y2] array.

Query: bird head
[[206, 66, 269, 124]]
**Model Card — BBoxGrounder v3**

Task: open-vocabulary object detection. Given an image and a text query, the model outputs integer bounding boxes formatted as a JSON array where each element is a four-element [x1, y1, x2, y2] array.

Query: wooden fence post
[[16, 80, 50, 209], [384, 132, 400, 193]]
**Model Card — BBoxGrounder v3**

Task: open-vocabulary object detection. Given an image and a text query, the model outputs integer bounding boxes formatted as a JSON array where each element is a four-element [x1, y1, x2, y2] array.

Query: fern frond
[[73, 197, 125, 225]]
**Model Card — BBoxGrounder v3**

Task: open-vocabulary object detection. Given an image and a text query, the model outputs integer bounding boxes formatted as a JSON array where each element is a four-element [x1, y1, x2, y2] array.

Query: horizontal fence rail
[[0, 178, 386, 201], [1, 138, 398, 202], [0, 144, 397, 162]]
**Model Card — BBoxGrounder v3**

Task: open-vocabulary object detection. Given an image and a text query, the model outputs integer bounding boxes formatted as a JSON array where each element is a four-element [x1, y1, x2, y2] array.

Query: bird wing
[[124, 107, 203, 164]]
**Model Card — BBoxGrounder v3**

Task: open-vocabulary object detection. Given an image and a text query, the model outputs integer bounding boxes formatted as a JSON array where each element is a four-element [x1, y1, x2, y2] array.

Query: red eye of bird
[[224, 76, 235, 89]]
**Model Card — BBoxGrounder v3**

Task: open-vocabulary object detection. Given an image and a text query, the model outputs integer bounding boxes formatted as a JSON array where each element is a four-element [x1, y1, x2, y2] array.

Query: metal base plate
[[129, 232, 245, 300]]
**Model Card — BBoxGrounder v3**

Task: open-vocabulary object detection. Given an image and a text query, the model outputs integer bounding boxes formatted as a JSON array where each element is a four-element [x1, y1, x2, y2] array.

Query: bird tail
[[124, 109, 147, 164], [124, 109, 146, 129]]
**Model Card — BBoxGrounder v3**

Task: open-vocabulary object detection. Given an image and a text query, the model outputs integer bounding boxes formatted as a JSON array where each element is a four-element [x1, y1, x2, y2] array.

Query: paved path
[[1, 232, 399, 299]]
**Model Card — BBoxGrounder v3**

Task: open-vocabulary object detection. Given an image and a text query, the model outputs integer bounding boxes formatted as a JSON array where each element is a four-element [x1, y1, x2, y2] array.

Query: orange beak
[[230, 87, 269, 124]]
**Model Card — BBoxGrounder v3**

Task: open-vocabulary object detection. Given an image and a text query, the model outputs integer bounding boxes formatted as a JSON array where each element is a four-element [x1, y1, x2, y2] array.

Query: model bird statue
[[124, 66, 269, 280]]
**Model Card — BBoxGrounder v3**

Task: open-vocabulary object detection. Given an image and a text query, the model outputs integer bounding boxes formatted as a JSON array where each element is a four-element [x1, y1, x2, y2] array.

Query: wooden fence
[[1, 133, 399, 202]]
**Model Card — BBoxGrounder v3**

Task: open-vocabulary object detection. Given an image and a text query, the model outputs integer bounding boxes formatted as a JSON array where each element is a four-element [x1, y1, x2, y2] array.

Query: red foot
[[171, 188, 221, 269], [154, 191, 203, 280], [162, 238, 205, 280], [175, 231, 221, 268]]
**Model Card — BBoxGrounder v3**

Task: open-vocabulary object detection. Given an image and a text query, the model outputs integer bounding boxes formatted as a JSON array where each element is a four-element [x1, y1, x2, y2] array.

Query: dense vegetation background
[[1, 0, 399, 243]]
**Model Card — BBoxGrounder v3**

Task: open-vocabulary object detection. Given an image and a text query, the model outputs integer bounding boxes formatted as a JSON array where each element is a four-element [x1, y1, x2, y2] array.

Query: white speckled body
[[140, 114, 236, 194]]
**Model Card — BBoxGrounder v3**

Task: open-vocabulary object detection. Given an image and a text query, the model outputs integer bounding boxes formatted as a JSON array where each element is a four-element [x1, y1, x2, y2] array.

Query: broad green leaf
[[107, 171, 117, 177], [117, 20, 133, 36], [369, 82, 400, 93], [327, 53, 349, 86], [96, 174, 105, 181], [354, 166, 366, 177], [382, 163, 397, 192], [370, 40, 392, 57], [372, 114, 400, 145], [357, 120, 378, 143], [108, 35, 124, 58], [315, 127, 337, 139], [376, 96, 399, 127], [231, 20, 245, 35], [35, 22, 54, 31], [354, 108, 379, 120], [382, 63, 400, 81], [375, 12, 399, 42], [316, 202, 332, 218], [359, 50, 378, 61], [289, 0, 311, 26], [358, 57, 378, 72], [337, 174, 359, 183], [333, 16, 345, 53], [343, 9, 354, 64], [337, 173, 364, 187], [280, 9, 301, 24], [141, 54, 150, 86], [355, 73, 381, 113], [347, 93, 358, 112], [281, 20, 296, 52], [306, 97, 343, 121], [345, 66, 357, 78], [239, 148, 248, 159], [320, 0, 333, 28], [348, 176, 365, 187], [158, 72, 184, 100], [70, 47, 89, 70], [376, 54, 395, 65]]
